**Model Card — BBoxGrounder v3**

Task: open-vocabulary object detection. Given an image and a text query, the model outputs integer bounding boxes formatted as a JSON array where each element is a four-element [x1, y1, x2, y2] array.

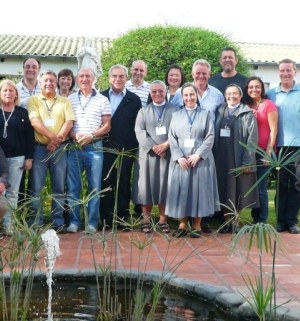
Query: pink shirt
[[253, 99, 277, 149]]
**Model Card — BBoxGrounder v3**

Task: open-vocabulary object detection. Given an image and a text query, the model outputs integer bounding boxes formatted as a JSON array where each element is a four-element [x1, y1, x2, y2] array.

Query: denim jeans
[[2, 156, 25, 228], [251, 154, 269, 223], [67, 141, 103, 228], [29, 144, 67, 227]]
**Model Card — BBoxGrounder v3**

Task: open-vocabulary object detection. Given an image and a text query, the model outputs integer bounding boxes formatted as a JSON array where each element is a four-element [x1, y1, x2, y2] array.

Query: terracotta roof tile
[[238, 42, 300, 64], [1, 34, 300, 64], [0, 34, 112, 58]]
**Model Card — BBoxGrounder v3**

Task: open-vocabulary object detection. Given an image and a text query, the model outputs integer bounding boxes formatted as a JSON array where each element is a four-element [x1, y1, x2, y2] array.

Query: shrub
[[97, 25, 249, 89]]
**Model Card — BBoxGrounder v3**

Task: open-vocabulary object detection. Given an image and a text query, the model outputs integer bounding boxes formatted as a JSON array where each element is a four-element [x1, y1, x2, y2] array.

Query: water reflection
[[11, 279, 231, 321]]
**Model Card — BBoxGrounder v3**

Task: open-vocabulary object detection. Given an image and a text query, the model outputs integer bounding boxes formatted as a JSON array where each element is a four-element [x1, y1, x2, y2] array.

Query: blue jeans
[[67, 141, 103, 228], [251, 153, 269, 223], [3, 156, 25, 228], [29, 144, 67, 227]]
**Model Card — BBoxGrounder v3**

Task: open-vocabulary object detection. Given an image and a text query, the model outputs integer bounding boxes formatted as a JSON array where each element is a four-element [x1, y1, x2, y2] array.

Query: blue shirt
[[171, 84, 224, 121], [268, 83, 300, 147], [109, 88, 126, 116]]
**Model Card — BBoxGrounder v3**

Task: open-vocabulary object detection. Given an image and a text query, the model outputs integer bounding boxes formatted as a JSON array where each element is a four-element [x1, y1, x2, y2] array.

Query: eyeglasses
[[151, 90, 165, 94]]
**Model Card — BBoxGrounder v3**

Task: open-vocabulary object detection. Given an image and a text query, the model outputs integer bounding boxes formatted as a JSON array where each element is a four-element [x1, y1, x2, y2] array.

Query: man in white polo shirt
[[67, 67, 111, 233]]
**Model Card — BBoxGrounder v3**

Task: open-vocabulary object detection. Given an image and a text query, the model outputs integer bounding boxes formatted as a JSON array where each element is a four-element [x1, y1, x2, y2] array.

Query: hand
[[187, 154, 201, 168], [57, 134, 65, 144], [49, 133, 60, 147], [243, 167, 251, 173], [75, 132, 84, 141], [159, 151, 167, 158], [77, 134, 93, 146], [47, 142, 57, 152], [23, 159, 33, 170], [178, 157, 190, 169], [0, 182, 6, 194], [152, 142, 169, 156]]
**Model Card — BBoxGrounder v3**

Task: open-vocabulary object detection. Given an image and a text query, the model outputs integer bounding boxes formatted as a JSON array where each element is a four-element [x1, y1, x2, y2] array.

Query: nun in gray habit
[[133, 80, 178, 233], [166, 82, 220, 238]]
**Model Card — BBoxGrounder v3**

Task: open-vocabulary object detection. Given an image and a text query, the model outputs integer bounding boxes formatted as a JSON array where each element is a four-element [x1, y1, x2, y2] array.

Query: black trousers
[[100, 152, 135, 228], [276, 147, 300, 227]]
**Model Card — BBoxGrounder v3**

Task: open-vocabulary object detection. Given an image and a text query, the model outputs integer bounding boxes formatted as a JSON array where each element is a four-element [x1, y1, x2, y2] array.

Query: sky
[[3, 0, 299, 45]]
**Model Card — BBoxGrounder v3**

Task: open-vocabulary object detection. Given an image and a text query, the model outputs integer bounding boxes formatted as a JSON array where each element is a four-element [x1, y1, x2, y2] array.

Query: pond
[[5, 277, 232, 321]]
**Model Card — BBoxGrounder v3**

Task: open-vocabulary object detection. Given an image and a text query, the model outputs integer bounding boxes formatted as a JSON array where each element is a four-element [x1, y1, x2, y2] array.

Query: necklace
[[1, 106, 15, 138], [255, 99, 263, 108]]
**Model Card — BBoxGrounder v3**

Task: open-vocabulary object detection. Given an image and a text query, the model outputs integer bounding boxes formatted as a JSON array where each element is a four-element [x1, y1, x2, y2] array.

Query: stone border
[[17, 269, 298, 321]]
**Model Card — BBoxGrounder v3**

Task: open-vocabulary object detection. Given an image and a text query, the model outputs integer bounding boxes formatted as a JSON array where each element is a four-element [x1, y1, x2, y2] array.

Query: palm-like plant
[[229, 143, 300, 320]]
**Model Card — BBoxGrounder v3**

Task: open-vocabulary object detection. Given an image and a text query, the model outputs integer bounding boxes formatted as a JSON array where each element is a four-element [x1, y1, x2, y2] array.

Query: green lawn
[[137, 189, 277, 231], [239, 189, 276, 226]]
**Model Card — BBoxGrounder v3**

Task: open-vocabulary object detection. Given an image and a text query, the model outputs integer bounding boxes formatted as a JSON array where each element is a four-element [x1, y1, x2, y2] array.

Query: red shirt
[[253, 99, 277, 149]]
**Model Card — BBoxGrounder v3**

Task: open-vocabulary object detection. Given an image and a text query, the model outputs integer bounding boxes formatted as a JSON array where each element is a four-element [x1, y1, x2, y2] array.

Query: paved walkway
[[1, 229, 300, 320]]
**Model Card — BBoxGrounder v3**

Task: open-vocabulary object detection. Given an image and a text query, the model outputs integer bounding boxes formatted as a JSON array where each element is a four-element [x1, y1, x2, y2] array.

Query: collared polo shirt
[[69, 89, 111, 135], [28, 93, 75, 144], [268, 83, 300, 147], [125, 79, 150, 107], [16, 80, 41, 109]]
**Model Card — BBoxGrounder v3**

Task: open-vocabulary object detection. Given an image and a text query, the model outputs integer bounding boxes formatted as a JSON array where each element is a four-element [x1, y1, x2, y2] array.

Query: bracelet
[[91, 132, 97, 138]]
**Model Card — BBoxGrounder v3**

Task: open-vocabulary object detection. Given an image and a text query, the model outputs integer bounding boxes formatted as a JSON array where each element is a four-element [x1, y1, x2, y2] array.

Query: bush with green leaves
[[98, 25, 249, 89]]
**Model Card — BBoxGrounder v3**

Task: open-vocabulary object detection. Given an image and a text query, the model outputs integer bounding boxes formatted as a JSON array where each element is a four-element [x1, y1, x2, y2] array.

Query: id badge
[[220, 128, 231, 137], [156, 126, 167, 135], [184, 138, 195, 148], [44, 118, 55, 127]]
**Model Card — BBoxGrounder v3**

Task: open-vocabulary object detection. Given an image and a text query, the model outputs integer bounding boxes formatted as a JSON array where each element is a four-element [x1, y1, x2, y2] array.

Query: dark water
[[5, 278, 232, 321]]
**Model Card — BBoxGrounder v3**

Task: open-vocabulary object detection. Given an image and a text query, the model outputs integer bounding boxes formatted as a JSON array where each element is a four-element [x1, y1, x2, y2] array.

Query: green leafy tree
[[97, 25, 249, 89]]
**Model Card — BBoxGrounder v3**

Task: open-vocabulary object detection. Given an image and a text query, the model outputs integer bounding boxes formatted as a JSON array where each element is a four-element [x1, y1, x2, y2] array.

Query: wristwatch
[[91, 132, 96, 138]]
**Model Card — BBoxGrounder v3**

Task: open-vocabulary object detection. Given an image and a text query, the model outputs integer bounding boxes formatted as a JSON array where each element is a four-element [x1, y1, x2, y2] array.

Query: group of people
[[0, 48, 300, 237]]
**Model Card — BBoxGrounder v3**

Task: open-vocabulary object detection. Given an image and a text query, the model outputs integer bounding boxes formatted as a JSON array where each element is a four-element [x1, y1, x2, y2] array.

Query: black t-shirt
[[209, 73, 248, 96]]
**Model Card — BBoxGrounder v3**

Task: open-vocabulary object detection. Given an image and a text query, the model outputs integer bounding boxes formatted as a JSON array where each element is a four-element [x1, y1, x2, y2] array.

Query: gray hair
[[39, 70, 57, 84], [192, 59, 211, 73], [108, 64, 128, 77], [150, 80, 167, 91]]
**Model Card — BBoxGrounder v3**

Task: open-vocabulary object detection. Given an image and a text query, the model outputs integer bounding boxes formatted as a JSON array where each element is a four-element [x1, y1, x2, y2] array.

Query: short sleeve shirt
[[28, 94, 75, 144], [69, 89, 111, 135]]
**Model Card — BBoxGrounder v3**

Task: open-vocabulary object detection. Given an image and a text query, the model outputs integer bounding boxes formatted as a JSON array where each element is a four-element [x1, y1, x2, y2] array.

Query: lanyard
[[227, 106, 239, 118], [225, 105, 239, 128], [185, 108, 197, 137], [153, 104, 165, 125], [78, 92, 93, 111], [43, 98, 56, 116]]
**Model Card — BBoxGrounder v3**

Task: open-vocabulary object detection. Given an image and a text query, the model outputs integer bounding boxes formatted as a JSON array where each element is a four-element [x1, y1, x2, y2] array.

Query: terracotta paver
[[1, 229, 300, 312]]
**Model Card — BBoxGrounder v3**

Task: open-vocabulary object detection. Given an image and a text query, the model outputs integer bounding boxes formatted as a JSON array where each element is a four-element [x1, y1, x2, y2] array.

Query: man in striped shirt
[[67, 67, 111, 233], [125, 60, 150, 107], [16, 58, 42, 204], [17, 58, 42, 109]]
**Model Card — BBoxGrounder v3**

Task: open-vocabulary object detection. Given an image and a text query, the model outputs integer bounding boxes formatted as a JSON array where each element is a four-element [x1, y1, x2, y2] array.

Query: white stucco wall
[[0, 57, 78, 79], [249, 64, 300, 90]]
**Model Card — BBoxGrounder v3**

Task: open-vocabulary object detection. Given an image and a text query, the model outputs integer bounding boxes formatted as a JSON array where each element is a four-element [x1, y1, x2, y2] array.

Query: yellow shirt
[[28, 93, 75, 144]]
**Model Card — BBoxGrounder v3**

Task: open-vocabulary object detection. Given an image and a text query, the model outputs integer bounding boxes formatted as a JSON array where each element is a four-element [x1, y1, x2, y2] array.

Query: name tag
[[220, 128, 231, 137], [156, 126, 167, 135], [184, 138, 195, 148], [44, 118, 55, 127]]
